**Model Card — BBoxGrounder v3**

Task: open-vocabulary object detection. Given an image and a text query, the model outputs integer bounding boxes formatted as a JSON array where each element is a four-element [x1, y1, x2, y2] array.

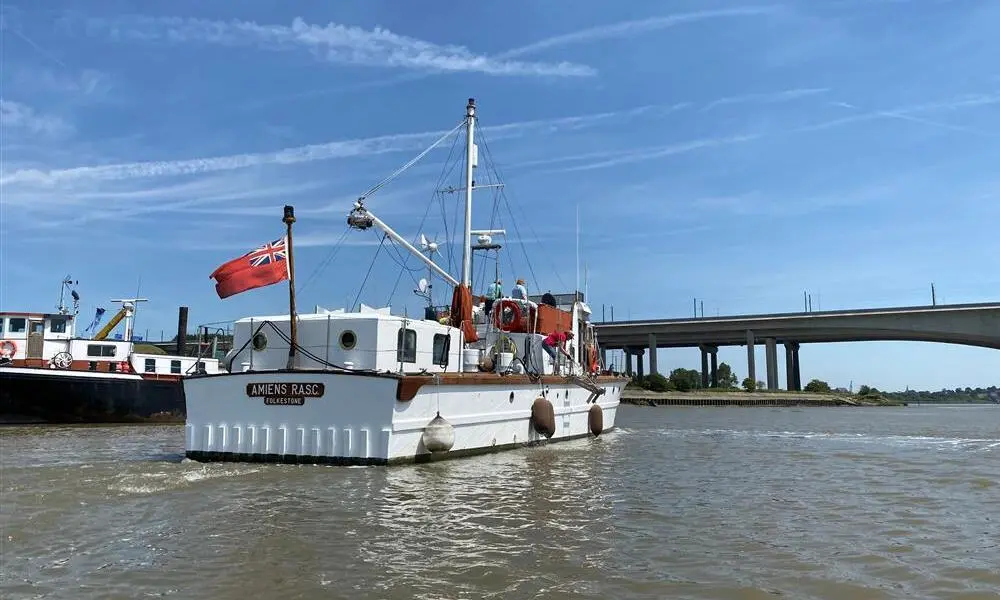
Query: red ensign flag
[[210, 237, 289, 299]]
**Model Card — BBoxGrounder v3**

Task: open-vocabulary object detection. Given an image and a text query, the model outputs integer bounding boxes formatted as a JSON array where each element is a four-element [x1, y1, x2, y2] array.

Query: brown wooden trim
[[395, 373, 629, 402]]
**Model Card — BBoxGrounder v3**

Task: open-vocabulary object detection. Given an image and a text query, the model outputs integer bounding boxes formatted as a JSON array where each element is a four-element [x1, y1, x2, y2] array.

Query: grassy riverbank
[[621, 389, 906, 407]]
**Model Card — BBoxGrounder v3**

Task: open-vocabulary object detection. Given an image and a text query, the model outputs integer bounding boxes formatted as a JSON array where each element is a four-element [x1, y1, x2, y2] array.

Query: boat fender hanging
[[530, 396, 556, 439], [588, 403, 604, 437], [421, 412, 456, 453], [0, 339, 16, 358]]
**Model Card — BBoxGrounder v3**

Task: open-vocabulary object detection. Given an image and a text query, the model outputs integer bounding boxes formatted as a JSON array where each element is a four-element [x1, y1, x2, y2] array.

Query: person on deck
[[541, 330, 573, 374], [484, 279, 502, 315], [541, 291, 557, 307], [511, 279, 527, 300]]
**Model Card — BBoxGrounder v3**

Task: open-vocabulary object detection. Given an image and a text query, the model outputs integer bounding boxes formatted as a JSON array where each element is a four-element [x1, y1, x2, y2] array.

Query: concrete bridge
[[593, 302, 1000, 390]]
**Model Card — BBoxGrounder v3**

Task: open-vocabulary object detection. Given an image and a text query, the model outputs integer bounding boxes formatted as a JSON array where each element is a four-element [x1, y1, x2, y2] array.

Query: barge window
[[432, 334, 450, 366], [9, 318, 26, 333], [144, 358, 156, 373], [170, 360, 181, 374], [87, 344, 117, 357], [49, 317, 67, 333], [397, 328, 417, 363]]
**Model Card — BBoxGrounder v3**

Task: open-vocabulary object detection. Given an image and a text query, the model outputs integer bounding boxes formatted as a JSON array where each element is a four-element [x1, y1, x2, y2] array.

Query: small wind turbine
[[414, 233, 440, 304]]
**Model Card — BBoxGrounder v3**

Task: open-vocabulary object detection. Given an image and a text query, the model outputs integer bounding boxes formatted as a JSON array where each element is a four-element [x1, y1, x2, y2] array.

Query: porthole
[[339, 330, 357, 350], [252, 332, 268, 351]]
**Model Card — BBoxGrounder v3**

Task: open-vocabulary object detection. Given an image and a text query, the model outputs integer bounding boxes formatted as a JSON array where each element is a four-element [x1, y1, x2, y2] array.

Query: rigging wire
[[475, 128, 548, 293], [357, 120, 466, 202], [351, 233, 387, 312], [297, 224, 352, 295]]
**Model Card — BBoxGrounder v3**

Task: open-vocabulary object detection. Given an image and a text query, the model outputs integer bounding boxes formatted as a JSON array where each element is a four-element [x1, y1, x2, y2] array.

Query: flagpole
[[283, 205, 298, 370]]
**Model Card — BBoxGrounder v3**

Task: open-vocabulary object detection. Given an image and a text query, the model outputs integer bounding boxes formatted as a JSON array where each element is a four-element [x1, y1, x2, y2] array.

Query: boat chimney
[[176, 306, 189, 355]]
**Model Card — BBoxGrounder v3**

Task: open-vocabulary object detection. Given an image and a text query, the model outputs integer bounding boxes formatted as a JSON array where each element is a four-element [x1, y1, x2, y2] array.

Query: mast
[[460, 98, 476, 288], [283, 205, 299, 370]]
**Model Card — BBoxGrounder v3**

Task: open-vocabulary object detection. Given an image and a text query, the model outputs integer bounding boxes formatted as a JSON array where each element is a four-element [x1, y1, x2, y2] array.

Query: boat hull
[[183, 370, 626, 466], [0, 367, 185, 424]]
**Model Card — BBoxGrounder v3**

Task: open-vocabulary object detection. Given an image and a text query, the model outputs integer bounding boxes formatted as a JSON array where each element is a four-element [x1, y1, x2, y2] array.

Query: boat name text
[[246, 382, 325, 406]]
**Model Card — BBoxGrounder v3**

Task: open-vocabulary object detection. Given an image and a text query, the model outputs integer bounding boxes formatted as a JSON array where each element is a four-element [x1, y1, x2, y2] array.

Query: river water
[[1, 405, 998, 599]]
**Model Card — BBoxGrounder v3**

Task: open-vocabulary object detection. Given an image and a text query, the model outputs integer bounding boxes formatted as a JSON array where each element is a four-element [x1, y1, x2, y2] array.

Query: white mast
[[460, 98, 476, 288]]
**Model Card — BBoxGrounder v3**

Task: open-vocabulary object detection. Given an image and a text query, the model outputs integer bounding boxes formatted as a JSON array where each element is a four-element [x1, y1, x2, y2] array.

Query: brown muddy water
[[1, 404, 998, 599]]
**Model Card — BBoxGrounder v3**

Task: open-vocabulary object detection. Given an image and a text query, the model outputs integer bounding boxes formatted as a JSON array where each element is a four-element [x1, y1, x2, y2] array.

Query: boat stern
[[183, 370, 400, 465]]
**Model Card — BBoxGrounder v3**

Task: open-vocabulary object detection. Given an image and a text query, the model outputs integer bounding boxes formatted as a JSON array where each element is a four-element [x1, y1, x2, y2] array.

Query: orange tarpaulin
[[449, 284, 479, 343]]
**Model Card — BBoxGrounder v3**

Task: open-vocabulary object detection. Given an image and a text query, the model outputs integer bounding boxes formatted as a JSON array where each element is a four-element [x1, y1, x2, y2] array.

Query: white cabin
[[223, 298, 596, 378], [0, 310, 221, 376]]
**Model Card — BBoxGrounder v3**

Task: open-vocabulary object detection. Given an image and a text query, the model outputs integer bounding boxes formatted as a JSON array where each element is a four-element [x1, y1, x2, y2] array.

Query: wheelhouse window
[[170, 360, 181, 374], [397, 328, 417, 363], [87, 344, 117, 357], [144, 358, 157, 373], [432, 333, 450, 366], [8, 318, 25, 333], [49, 317, 68, 334]]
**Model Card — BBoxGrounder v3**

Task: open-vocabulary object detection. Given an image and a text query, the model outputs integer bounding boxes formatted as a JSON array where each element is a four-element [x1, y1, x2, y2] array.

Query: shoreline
[[621, 389, 905, 407]]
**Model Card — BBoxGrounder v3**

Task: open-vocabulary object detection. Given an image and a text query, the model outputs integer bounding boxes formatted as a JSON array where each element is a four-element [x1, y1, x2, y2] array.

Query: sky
[[1, 0, 998, 392]]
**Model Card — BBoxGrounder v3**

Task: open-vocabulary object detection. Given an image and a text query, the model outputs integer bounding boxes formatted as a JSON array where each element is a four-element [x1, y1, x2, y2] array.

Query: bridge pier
[[634, 348, 645, 379], [765, 337, 779, 390], [785, 342, 801, 390], [600, 347, 607, 370], [648, 333, 658, 375], [699, 344, 718, 387], [746, 330, 756, 388]]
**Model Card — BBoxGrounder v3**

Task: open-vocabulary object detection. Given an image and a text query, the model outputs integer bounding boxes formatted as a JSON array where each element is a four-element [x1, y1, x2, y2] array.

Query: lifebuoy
[[493, 299, 524, 332], [0, 339, 17, 357]]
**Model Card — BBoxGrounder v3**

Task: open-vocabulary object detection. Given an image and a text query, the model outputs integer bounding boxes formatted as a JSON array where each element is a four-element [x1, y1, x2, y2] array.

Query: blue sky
[[1, 0, 998, 391]]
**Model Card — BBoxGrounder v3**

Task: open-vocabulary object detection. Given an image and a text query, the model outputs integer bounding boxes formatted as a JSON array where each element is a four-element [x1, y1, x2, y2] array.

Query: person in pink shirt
[[542, 330, 574, 374]]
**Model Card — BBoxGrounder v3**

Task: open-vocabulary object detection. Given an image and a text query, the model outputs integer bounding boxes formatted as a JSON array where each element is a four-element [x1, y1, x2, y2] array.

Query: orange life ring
[[0, 339, 17, 357], [493, 299, 524, 332]]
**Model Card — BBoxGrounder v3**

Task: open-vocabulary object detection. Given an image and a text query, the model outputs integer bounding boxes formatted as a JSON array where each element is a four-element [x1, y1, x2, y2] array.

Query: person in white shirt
[[511, 278, 527, 300]]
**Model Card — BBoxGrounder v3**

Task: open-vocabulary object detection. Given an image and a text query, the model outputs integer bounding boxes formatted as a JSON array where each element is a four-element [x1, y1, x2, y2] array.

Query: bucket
[[497, 351, 514, 371], [462, 349, 480, 372]]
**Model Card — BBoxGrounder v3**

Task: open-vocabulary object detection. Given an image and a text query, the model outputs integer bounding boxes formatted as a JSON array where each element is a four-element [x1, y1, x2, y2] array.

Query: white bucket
[[462, 349, 480, 372], [497, 351, 514, 371]]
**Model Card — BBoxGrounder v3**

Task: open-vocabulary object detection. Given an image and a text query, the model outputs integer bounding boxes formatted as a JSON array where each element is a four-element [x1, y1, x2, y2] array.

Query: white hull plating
[[183, 371, 624, 465]]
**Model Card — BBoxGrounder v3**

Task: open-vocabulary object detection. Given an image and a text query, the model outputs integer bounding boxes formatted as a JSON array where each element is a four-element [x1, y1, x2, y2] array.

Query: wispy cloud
[[701, 88, 831, 111], [0, 99, 71, 136], [547, 90, 1000, 172], [80, 15, 594, 78], [498, 6, 779, 58], [0, 103, 673, 187]]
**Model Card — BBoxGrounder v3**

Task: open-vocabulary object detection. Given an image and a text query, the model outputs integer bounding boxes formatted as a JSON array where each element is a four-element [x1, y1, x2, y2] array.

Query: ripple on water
[[2, 407, 999, 599]]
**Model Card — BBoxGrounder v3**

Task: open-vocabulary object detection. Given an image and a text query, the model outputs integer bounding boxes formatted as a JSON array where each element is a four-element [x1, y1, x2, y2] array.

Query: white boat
[[182, 98, 628, 465]]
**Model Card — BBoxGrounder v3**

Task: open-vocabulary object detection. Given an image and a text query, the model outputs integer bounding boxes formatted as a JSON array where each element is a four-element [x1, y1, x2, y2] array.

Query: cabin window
[[170, 360, 182, 374], [49, 317, 68, 334], [432, 333, 450, 366], [87, 344, 117, 357], [397, 328, 417, 363], [144, 358, 156, 373], [89, 361, 97, 371], [109, 362, 118, 372], [0, 320, 4, 336], [8, 318, 26, 333], [252, 332, 267, 351], [339, 330, 357, 350], [195, 361, 206, 374]]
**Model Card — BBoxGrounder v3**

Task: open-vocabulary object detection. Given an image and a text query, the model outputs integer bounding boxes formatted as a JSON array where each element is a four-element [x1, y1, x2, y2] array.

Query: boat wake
[[652, 428, 1000, 452]]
